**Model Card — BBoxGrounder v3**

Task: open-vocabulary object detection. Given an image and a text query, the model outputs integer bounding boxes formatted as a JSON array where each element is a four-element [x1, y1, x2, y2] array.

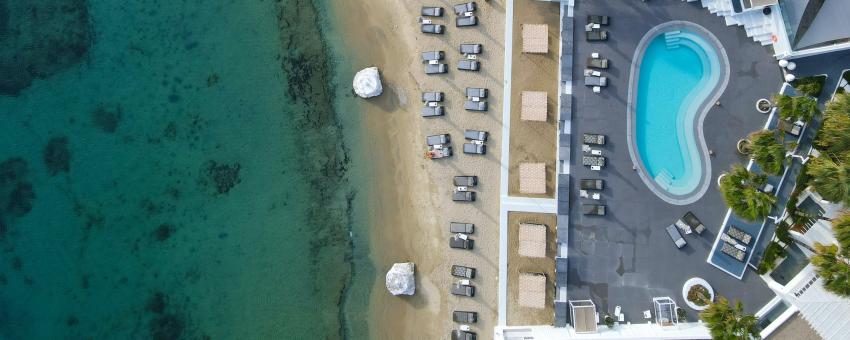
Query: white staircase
[[684, 0, 776, 46], [664, 30, 683, 49]]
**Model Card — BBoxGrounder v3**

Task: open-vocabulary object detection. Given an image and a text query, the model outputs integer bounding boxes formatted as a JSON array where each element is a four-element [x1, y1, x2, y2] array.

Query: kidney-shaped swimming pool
[[627, 21, 729, 205]]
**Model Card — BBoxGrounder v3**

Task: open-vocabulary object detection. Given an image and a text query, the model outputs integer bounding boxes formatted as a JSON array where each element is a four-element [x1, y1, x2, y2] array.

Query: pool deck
[[567, 0, 780, 321]]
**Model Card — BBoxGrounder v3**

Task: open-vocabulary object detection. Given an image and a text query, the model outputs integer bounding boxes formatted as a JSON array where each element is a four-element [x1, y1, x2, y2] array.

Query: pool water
[[634, 28, 721, 197]]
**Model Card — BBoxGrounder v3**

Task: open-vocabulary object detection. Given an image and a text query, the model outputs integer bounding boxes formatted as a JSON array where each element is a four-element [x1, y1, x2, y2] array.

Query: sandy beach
[[330, 0, 506, 338]]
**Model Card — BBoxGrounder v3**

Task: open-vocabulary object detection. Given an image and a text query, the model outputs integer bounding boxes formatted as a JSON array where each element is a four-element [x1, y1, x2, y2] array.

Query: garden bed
[[682, 278, 714, 311], [791, 75, 826, 98]]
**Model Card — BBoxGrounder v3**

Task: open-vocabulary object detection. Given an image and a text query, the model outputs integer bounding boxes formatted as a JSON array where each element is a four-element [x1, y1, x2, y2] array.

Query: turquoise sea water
[[0, 1, 371, 339], [635, 30, 716, 195]]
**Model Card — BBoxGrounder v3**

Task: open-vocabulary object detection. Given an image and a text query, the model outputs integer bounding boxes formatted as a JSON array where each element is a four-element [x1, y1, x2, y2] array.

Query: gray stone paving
[[566, 0, 780, 322]]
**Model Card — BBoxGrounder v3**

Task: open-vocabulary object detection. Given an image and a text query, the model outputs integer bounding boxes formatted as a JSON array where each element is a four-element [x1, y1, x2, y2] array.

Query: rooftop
[[521, 91, 548, 122], [522, 24, 549, 54], [518, 273, 547, 309], [519, 163, 546, 194]]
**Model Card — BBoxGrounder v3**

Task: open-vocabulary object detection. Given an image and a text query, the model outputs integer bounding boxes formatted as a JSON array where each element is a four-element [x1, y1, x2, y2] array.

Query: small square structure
[[518, 273, 546, 309], [522, 24, 548, 53], [518, 223, 547, 258], [519, 163, 546, 194], [521, 91, 547, 121]]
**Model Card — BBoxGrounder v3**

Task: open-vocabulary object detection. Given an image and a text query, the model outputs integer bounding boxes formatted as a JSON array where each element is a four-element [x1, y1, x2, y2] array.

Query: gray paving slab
[[566, 0, 781, 322]]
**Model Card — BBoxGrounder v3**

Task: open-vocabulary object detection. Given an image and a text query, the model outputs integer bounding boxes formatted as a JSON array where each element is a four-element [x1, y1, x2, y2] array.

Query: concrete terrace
[[566, 0, 780, 322]]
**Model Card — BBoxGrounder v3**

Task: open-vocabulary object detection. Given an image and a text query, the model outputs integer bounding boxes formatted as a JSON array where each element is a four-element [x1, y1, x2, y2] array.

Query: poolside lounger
[[580, 190, 600, 200], [587, 56, 609, 69], [582, 144, 602, 155], [586, 30, 608, 41], [721, 241, 746, 262], [676, 212, 706, 235], [727, 226, 752, 245], [587, 15, 609, 26], [425, 63, 448, 74], [421, 51, 445, 62], [456, 15, 478, 27], [460, 43, 483, 55], [582, 204, 606, 216], [464, 100, 488, 111], [465, 87, 488, 98], [582, 156, 605, 168], [584, 75, 607, 87], [666, 224, 687, 249], [421, 6, 444, 17], [453, 2, 477, 15], [580, 179, 604, 190], [464, 129, 488, 141], [421, 106, 445, 117], [421, 23, 445, 34], [583, 133, 606, 145]]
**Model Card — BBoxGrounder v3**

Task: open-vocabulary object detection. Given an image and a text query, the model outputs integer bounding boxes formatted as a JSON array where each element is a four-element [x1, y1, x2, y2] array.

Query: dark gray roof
[[554, 301, 568, 327], [784, 0, 850, 49]]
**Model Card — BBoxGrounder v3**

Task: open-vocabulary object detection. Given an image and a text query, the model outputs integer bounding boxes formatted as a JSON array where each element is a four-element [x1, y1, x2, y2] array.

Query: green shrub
[[757, 241, 787, 274], [791, 75, 826, 98]]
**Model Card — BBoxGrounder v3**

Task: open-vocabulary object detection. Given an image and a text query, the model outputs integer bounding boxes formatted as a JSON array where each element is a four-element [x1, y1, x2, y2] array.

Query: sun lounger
[[450, 222, 475, 234], [587, 15, 609, 25], [464, 100, 488, 111], [453, 190, 476, 202], [453, 2, 477, 15], [426, 145, 452, 159], [457, 59, 480, 71], [456, 15, 478, 27], [721, 241, 746, 261], [586, 30, 608, 41], [583, 133, 606, 145], [582, 156, 605, 168], [451, 265, 476, 278], [727, 226, 752, 245], [453, 176, 478, 187], [464, 129, 488, 141], [453, 311, 478, 323], [460, 43, 482, 55], [422, 91, 444, 102], [421, 24, 445, 34], [450, 234, 474, 249], [584, 75, 607, 87], [426, 134, 450, 146], [582, 204, 606, 216], [465, 87, 488, 98], [777, 119, 804, 136], [421, 6, 444, 17], [421, 106, 445, 117], [421, 51, 444, 61], [666, 224, 687, 249], [426, 63, 448, 74], [463, 143, 486, 154], [587, 57, 609, 69], [676, 212, 706, 235], [580, 179, 604, 190]]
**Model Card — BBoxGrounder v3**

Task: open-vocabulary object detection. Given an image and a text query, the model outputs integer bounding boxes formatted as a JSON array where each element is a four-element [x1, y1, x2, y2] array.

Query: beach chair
[[459, 43, 482, 55], [580, 179, 604, 190], [666, 224, 687, 249], [421, 24, 445, 34], [464, 100, 488, 111], [421, 6, 443, 17], [584, 76, 607, 87], [453, 2, 477, 15], [453, 311, 478, 323], [421, 51, 444, 62], [727, 226, 752, 245], [582, 204, 606, 216], [457, 59, 480, 71], [456, 15, 478, 27], [777, 119, 804, 136], [721, 241, 746, 262], [465, 87, 488, 98], [587, 15, 609, 26], [464, 129, 488, 141], [463, 143, 486, 155], [582, 156, 606, 168], [420, 106, 445, 117]]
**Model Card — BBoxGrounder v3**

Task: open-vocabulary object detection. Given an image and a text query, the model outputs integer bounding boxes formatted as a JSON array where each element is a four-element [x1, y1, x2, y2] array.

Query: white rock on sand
[[353, 67, 382, 98], [385, 262, 415, 295]]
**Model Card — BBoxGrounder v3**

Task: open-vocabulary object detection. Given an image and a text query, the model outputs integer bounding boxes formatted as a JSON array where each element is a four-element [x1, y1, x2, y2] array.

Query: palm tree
[[700, 296, 761, 340], [719, 165, 775, 221], [773, 93, 819, 123], [748, 130, 786, 175], [831, 212, 850, 256], [807, 156, 850, 204], [816, 93, 850, 154], [812, 243, 850, 297]]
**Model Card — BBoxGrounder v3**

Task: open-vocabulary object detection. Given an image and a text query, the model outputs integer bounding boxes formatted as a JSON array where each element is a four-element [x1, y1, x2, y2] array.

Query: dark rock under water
[[0, 0, 93, 96], [0, 158, 35, 220], [44, 136, 71, 176]]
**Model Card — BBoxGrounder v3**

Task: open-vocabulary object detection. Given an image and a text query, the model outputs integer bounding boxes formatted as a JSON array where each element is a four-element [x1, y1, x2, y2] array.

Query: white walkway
[[498, 0, 516, 327]]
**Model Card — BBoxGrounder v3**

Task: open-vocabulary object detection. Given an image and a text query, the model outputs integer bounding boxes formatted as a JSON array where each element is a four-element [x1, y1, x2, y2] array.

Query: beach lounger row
[[465, 87, 489, 112], [454, 2, 478, 28], [421, 91, 446, 118], [586, 14, 609, 42], [452, 173, 478, 201]]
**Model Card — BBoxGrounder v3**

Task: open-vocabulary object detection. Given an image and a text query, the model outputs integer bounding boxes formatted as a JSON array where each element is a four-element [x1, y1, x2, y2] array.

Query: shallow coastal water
[[0, 0, 370, 338]]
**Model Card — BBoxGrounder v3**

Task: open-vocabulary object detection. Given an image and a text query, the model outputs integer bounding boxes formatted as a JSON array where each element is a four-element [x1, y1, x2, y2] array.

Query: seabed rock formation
[[0, 0, 93, 96]]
